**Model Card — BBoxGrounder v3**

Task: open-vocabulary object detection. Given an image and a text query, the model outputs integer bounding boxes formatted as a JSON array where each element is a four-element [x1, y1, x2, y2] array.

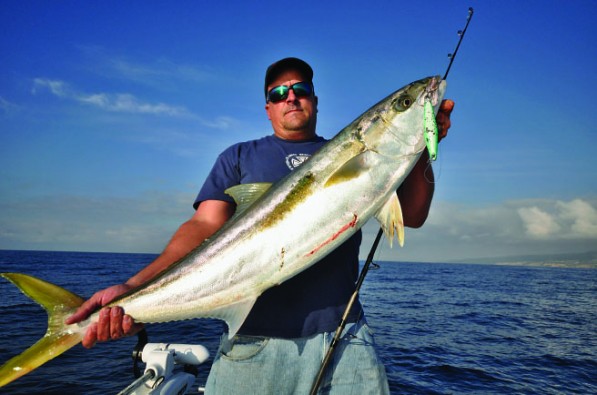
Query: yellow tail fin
[[0, 273, 86, 387]]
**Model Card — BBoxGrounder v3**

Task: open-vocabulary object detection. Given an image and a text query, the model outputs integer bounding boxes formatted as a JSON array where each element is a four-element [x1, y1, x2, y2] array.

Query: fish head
[[359, 76, 446, 158]]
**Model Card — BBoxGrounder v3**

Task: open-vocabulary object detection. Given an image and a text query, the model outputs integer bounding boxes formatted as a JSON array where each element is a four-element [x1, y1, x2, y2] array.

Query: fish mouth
[[419, 76, 443, 107]]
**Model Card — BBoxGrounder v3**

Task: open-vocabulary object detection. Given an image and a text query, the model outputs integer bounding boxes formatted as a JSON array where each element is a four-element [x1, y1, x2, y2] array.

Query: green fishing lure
[[424, 97, 438, 161]]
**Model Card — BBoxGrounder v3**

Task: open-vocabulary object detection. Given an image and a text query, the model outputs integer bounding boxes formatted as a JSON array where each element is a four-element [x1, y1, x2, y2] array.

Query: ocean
[[0, 250, 595, 394]]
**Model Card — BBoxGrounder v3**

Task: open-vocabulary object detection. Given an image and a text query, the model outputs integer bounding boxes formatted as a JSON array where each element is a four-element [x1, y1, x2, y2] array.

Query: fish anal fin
[[374, 193, 405, 248], [207, 297, 258, 339], [225, 183, 273, 217], [0, 273, 85, 388]]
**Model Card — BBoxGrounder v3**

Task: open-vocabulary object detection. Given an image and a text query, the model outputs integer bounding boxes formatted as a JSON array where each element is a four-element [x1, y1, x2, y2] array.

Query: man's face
[[265, 69, 318, 140]]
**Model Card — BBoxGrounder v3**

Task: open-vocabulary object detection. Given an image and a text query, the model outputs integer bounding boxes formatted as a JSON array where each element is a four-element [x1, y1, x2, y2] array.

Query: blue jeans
[[205, 317, 389, 394]]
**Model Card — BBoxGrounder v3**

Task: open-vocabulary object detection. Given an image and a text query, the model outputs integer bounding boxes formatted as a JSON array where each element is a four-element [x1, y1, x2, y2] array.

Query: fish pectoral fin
[[209, 297, 258, 339], [324, 151, 373, 187], [374, 193, 405, 248], [225, 183, 273, 216], [0, 273, 85, 388]]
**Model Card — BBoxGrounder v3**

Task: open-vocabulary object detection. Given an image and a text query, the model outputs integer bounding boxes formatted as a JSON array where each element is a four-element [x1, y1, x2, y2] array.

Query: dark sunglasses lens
[[267, 82, 313, 102], [291, 82, 312, 97], [268, 86, 288, 102]]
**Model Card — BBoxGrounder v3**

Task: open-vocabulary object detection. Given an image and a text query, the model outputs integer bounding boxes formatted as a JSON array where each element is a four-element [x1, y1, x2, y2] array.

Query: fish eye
[[394, 95, 414, 112]]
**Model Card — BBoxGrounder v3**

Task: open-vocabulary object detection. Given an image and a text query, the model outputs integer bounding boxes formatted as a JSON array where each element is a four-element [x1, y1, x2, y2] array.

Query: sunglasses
[[267, 81, 314, 103]]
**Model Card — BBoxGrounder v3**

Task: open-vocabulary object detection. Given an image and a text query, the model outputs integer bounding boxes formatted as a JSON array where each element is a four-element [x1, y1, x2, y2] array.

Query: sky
[[1, 1, 595, 263]]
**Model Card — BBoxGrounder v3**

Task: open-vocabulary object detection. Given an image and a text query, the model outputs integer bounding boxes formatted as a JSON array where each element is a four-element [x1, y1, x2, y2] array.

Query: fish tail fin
[[0, 273, 86, 388]]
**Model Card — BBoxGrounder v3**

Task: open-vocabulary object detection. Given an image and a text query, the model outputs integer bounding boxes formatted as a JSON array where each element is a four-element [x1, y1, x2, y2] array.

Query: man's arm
[[66, 199, 235, 348], [398, 99, 454, 228], [124, 200, 235, 289]]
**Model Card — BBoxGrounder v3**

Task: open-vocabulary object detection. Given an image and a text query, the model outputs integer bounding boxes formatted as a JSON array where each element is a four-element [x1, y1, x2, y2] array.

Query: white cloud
[[515, 199, 597, 240], [109, 57, 213, 86], [29, 78, 244, 137], [556, 199, 597, 238], [75, 46, 216, 89], [363, 198, 597, 262], [518, 206, 561, 238], [202, 116, 239, 130], [78, 92, 190, 116], [427, 198, 597, 244], [32, 78, 192, 117], [0, 192, 193, 253], [0, 96, 19, 114], [32, 78, 70, 97]]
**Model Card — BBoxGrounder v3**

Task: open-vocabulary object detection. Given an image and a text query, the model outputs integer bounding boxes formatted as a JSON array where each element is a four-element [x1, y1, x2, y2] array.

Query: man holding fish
[[66, 57, 454, 394]]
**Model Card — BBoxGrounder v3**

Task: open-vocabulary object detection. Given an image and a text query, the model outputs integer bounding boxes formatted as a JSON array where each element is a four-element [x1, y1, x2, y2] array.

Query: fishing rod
[[309, 7, 474, 395], [444, 7, 474, 81], [308, 228, 384, 395], [426, 6, 474, 161]]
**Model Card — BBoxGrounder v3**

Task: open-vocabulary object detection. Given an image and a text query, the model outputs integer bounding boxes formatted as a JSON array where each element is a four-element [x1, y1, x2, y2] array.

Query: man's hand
[[436, 99, 454, 141], [65, 284, 144, 348]]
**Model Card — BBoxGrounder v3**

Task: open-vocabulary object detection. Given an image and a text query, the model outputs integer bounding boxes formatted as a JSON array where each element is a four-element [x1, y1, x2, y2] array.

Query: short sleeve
[[193, 145, 241, 208]]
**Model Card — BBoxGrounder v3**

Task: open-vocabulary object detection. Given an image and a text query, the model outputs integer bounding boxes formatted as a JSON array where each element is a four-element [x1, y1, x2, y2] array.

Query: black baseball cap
[[264, 57, 314, 99]]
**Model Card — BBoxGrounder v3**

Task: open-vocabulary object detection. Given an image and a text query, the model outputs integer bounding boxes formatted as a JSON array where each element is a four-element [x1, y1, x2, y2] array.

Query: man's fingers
[[110, 307, 124, 339], [123, 315, 144, 336], [437, 99, 454, 141], [82, 323, 98, 349], [96, 307, 111, 342], [440, 99, 455, 114], [77, 306, 140, 349]]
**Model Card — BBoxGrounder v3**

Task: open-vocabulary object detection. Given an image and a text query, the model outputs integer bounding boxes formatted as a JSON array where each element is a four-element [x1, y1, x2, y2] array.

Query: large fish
[[0, 75, 446, 387]]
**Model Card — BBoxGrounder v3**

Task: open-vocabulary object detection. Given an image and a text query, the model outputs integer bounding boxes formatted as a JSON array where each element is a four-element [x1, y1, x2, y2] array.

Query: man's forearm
[[398, 150, 435, 228], [124, 220, 215, 288]]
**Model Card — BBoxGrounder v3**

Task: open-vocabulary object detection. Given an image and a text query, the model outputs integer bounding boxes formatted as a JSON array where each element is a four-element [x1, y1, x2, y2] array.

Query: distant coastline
[[448, 250, 597, 269], [2, 249, 596, 270]]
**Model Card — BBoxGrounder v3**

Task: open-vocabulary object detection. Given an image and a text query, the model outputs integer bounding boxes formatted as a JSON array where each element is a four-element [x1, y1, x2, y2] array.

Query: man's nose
[[285, 88, 298, 102]]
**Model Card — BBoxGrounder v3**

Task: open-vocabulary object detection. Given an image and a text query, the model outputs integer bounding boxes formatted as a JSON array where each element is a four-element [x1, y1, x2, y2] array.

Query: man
[[67, 57, 454, 393]]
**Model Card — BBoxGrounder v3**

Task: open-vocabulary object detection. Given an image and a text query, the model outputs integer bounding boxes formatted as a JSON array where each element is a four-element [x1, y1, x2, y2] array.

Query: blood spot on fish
[[306, 214, 358, 256]]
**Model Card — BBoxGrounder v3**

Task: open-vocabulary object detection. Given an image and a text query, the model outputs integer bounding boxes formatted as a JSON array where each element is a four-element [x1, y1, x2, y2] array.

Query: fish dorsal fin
[[325, 151, 372, 187], [225, 183, 272, 216], [374, 193, 405, 247]]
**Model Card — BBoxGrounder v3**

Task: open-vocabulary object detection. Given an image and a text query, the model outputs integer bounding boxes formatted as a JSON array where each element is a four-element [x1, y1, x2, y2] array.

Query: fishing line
[[309, 7, 474, 395], [424, 145, 445, 184], [424, 161, 436, 184]]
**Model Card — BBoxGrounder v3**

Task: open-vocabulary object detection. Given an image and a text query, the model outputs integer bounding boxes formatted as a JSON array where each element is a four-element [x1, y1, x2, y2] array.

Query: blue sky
[[1, 1, 595, 262]]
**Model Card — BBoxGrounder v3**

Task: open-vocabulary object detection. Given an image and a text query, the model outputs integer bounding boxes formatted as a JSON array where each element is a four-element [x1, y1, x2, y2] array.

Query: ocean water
[[0, 250, 595, 394]]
